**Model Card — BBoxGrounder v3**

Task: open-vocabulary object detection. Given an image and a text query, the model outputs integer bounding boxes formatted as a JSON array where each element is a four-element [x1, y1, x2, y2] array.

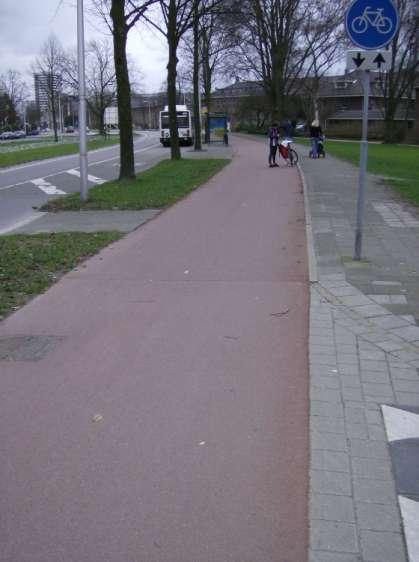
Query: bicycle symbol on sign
[[351, 7, 393, 34]]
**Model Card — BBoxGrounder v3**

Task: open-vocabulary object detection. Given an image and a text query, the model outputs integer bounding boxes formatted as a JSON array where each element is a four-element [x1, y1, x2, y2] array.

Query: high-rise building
[[33, 73, 60, 112]]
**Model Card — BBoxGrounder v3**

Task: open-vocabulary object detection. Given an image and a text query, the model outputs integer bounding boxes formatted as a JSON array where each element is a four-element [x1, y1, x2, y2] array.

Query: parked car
[[0, 131, 14, 140], [13, 130, 26, 139], [65, 126, 75, 133]]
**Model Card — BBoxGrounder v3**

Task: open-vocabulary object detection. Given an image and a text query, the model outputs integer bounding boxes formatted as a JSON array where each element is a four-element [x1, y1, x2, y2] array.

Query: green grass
[[0, 136, 120, 168], [0, 232, 122, 319], [296, 138, 419, 205], [42, 158, 231, 212]]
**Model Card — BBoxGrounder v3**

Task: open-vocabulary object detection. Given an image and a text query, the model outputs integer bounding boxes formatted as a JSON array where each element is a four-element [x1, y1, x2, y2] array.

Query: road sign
[[346, 49, 392, 71], [345, 0, 399, 49]]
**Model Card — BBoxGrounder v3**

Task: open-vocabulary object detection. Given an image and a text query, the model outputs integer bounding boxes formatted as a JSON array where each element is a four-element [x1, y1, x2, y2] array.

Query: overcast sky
[[0, 0, 169, 96]]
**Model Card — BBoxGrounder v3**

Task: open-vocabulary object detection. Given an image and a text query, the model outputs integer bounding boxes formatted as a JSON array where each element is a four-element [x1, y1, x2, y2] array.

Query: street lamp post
[[77, 0, 88, 201]]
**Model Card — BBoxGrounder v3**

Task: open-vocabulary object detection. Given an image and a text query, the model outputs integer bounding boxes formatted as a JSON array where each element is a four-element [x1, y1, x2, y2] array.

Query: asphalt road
[[0, 131, 164, 234]]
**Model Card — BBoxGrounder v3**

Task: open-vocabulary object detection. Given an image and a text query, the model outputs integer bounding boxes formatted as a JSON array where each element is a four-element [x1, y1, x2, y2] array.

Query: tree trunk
[[203, 58, 211, 143], [110, 0, 135, 179], [167, 0, 181, 160], [192, 0, 202, 151]]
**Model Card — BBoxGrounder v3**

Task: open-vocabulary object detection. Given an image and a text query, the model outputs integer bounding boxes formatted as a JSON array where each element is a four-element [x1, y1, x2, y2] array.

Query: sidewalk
[[299, 147, 419, 562], [0, 137, 309, 562]]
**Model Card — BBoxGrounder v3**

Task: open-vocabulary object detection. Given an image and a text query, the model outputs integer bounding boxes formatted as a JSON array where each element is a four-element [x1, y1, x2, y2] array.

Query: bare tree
[[0, 70, 29, 122], [299, 1, 346, 123], [63, 39, 117, 135], [227, 0, 345, 122], [33, 35, 65, 142], [91, 0, 158, 179], [375, 0, 419, 142]]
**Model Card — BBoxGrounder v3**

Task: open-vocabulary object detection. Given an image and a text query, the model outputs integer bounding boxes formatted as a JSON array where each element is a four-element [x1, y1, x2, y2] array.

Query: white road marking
[[399, 496, 419, 562], [0, 142, 161, 192], [30, 178, 66, 195], [66, 169, 106, 184], [382, 405, 419, 442], [0, 212, 46, 235]]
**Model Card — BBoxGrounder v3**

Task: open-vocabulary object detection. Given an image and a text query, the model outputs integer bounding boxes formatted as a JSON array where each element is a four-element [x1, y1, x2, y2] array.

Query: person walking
[[268, 122, 280, 167], [309, 119, 323, 159]]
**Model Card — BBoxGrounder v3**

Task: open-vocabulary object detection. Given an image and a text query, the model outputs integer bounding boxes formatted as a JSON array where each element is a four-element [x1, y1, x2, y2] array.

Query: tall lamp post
[[77, 0, 88, 200]]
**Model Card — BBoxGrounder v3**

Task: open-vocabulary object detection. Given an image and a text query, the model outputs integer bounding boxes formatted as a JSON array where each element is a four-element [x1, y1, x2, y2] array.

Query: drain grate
[[0, 335, 65, 361]]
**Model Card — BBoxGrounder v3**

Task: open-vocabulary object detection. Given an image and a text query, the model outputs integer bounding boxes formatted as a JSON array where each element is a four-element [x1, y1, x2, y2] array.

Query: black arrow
[[352, 52, 365, 68], [373, 53, 386, 69]]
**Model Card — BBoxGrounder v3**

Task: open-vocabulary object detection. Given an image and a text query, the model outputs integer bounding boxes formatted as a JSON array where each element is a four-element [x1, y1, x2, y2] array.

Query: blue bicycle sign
[[346, 0, 399, 49]]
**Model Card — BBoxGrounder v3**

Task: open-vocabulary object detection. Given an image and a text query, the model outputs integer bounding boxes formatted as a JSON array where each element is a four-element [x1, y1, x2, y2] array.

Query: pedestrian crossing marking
[[66, 169, 106, 184], [30, 178, 66, 195]]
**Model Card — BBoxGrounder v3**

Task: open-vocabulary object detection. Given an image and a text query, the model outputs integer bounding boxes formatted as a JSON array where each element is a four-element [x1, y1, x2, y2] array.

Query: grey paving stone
[[311, 365, 340, 377], [356, 502, 401, 531], [311, 356, 338, 367], [367, 424, 387, 441], [311, 388, 342, 403], [339, 295, 373, 307], [345, 423, 369, 439], [310, 347, 337, 359], [353, 478, 397, 504], [339, 364, 360, 375], [311, 469, 351, 496], [311, 416, 346, 434], [390, 325, 419, 342], [376, 339, 406, 352], [311, 431, 348, 452], [360, 369, 391, 384], [311, 520, 358, 553], [340, 375, 362, 388], [392, 379, 419, 393], [360, 530, 406, 562], [311, 400, 344, 418], [351, 457, 392, 480], [359, 359, 389, 372], [390, 366, 419, 380], [354, 304, 390, 318], [342, 387, 364, 402], [359, 348, 386, 361], [311, 375, 341, 390], [395, 391, 419, 406], [337, 353, 359, 364], [311, 450, 350, 473], [350, 439, 389, 460], [311, 493, 355, 522], [344, 406, 367, 425], [365, 409, 383, 425], [362, 383, 394, 398], [309, 550, 362, 562]]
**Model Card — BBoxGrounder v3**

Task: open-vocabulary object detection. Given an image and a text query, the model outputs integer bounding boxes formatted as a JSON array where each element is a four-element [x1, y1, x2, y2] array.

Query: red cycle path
[[0, 136, 309, 562]]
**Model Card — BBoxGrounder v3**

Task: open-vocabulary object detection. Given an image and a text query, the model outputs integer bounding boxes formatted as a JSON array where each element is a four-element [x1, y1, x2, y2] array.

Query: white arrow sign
[[346, 49, 392, 71]]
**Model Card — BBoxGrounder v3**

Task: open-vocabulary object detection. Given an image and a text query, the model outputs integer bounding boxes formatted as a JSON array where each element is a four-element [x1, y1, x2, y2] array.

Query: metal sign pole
[[354, 69, 370, 260], [77, 0, 88, 201]]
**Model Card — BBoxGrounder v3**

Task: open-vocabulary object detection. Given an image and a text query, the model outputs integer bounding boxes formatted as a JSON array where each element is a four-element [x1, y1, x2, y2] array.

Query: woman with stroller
[[309, 119, 323, 159]]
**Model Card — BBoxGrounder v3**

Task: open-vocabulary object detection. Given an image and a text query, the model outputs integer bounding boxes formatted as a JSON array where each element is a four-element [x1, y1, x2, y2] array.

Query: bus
[[159, 105, 193, 147]]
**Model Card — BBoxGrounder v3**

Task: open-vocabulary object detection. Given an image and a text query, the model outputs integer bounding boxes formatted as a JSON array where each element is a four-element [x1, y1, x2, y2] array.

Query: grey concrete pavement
[[0, 136, 308, 561], [298, 145, 419, 562]]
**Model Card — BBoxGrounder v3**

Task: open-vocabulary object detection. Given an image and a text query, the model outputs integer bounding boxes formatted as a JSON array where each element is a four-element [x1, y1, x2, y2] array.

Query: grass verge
[[296, 138, 419, 205], [41, 158, 230, 211], [0, 232, 122, 320], [0, 136, 120, 168]]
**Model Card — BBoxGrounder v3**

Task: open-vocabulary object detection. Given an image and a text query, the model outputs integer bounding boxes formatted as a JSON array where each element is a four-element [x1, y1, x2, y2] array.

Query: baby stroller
[[309, 135, 326, 158]]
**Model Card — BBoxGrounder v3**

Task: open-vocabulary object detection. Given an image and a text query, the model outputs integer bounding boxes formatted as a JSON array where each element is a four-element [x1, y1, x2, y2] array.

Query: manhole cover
[[0, 335, 65, 361]]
